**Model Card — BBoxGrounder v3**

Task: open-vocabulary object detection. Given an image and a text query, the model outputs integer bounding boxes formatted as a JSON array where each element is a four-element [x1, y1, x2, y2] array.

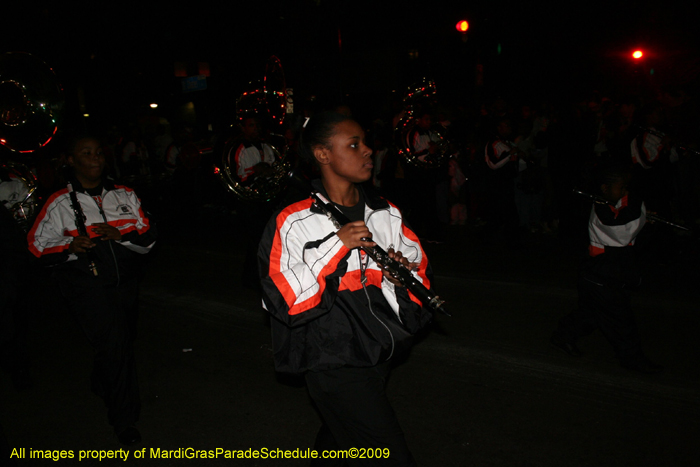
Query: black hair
[[298, 111, 353, 164], [65, 133, 101, 156], [594, 163, 630, 194]]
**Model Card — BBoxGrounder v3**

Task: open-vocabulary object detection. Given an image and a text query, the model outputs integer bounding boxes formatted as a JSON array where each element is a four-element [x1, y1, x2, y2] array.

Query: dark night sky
[[6, 0, 698, 130]]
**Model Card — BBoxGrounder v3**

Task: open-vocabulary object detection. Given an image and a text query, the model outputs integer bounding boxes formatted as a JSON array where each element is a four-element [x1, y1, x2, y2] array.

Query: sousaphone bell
[[214, 56, 289, 202]]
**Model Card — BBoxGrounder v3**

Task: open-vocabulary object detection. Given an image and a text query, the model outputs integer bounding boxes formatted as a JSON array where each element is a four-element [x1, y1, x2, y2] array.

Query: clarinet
[[572, 189, 691, 232], [67, 181, 99, 276], [288, 171, 449, 316]]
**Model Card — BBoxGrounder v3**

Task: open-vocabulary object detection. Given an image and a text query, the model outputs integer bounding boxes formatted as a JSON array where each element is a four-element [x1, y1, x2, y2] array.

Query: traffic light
[[456, 20, 469, 42], [632, 50, 643, 60], [455, 20, 469, 33]]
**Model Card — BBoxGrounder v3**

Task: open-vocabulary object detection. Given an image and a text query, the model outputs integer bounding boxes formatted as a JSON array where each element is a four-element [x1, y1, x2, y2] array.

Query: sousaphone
[[394, 78, 455, 169], [0, 52, 64, 231], [214, 56, 289, 202]]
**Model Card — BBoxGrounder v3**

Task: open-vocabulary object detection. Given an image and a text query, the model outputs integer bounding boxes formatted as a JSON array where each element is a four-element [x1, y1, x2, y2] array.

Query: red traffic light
[[632, 50, 643, 59], [456, 20, 469, 33]]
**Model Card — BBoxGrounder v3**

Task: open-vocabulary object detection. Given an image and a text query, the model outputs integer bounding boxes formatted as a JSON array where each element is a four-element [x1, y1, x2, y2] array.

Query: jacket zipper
[[359, 208, 395, 361]]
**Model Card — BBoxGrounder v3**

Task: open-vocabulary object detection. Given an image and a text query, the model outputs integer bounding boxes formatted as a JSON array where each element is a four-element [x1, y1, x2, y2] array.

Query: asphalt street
[[2, 210, 699, 467]]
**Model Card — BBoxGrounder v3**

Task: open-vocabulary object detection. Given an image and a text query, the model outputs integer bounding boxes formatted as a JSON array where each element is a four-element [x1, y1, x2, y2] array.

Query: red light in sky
[[456, 20, 469, 33]]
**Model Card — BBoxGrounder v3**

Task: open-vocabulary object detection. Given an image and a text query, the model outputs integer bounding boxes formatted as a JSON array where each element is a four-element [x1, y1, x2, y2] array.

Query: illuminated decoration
[[0, 52, 64, 153], [235, 56, 287, 127], [456, 20, 469, 33], [632, 50, 643, 59]]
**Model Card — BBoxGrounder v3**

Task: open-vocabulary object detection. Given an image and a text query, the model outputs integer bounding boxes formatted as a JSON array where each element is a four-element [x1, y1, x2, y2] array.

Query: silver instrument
[[394, 78, 456, 169], [0, 161, 39, 232], [288, 170, 450, 316], [0, 52, 64, 231], [213, 56, 289, 201]]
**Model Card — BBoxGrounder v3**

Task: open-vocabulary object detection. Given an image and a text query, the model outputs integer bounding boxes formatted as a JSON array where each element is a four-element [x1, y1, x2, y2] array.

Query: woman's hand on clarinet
[[383, 248, 419, 287], [69, 235, 95, 254], [336, 221, 376, 250]]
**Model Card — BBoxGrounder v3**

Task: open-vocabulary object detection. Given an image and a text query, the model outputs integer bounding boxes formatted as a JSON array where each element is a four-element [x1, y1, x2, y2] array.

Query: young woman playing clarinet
[[258, 112, 435, 466]]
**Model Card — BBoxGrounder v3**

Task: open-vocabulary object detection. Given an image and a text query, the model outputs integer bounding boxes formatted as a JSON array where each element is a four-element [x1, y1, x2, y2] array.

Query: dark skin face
[[314, 120, 418, 285], [416, 114, 432, 130], [68, 138, 105, 189], [601, 175, 630, 204], [240, 118, 261, 142], [314, 120, 374, 194], [67, 138, 122, 253]]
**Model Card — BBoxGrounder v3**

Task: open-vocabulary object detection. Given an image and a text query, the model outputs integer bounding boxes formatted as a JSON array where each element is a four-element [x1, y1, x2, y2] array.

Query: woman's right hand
[[336, 221, 377, 250], [69, 235, 95, 254]]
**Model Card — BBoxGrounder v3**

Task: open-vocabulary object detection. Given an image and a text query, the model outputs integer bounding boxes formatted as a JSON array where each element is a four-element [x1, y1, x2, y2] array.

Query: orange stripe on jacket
[[339, 269, 383, 292], [290, 247, 347, 314], [268, 199, 350, 316], [268, 201, 312, 309], [27, 188, 69, 257], [588, 245, 605, 257], [390, 201, 430, 305], [607, 195, 628, 219]]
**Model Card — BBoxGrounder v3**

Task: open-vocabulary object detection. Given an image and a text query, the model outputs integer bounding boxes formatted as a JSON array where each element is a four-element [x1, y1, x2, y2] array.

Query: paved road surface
[[3, 216, 699, 466]]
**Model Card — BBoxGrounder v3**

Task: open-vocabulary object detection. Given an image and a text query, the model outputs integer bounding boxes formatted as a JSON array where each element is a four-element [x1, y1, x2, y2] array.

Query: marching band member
[[483, 118, 523, 243], [551, 165, 662, 374], [0, 165, 34, 391], [27, 135, 156, 445], [410, 111, 441, 163], [258, 112, 434, 466], [630, 105, 679, 215], [226, 114, 278, 288], [227, 114, 276, 183]]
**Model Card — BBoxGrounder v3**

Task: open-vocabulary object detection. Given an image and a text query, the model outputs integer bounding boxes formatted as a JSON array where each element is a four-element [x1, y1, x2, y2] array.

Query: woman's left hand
[[91, 223, 122, 241]]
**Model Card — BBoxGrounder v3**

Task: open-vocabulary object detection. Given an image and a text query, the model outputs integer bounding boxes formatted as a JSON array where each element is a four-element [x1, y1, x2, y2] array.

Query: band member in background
[[630, 105, 678, 216], [410, 111, 441, 163], [227, 114, 276, 183], [483, 117, 523, 244], [259, 112, 434, 466], [27, 135, 156, 445], [120, 127, 150, 178], [405, 110, 449, 242], [0, 166, 34, 391], [551, 165, 662, 374], [226, 114, 278, 288]]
